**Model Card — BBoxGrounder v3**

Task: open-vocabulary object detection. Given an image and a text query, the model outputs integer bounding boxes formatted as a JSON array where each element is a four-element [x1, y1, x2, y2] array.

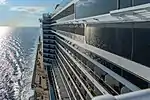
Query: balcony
[[57, 48, 94, 99], [77, 59, 119, 95], [43, 50, 55, 54], [43, 54, 56, 59], [56, 39, 133, 96], [42, 27, 52, 30], [43, 36, 55, 40], [54, 32, 141, 91], [43, 31, 54, 35], [43, 59, 53, 64], [42, 25, 51, 28], [43, 45, 55, 49], [42, 18, 56, 24], [52, 66, 70, 100], [61, 40, 129, 94], [57, 53, 86, 100], [43, 40, 55, 45], [58, 61, 79, 100]]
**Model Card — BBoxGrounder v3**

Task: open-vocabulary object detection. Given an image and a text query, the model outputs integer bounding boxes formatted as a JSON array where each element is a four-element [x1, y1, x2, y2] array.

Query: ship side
[[40, 0, 150, 100]]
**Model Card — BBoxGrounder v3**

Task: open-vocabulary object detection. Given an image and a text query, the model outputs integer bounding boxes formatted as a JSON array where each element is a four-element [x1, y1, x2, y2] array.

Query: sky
[[0, 0, 62, 27]]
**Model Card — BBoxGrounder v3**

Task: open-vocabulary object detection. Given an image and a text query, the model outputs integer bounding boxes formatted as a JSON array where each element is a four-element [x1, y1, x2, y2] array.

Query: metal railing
[[92, 89, 150, 100]]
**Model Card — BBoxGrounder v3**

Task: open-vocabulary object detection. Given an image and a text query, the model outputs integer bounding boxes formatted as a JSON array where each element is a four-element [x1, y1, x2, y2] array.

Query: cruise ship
[[33, 0, 150, 100]]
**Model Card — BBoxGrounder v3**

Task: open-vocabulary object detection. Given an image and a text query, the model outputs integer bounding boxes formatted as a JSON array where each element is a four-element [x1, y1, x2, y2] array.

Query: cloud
[[0, 0, 7, 5], [10, 6, 46, 14]]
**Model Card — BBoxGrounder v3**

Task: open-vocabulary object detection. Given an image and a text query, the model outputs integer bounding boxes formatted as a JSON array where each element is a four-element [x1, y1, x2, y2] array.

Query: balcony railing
[[43, 36, 55, 40], [58, 61, 77, 100], [43, 41, 55, 45], [54, 31, 141, 92], [77, 58, 119, 95], [92, 89, 150, 100], [56, 37, 135, 95], [56, 51, 87, 100], [43, 45, 55, 49], [52, 66, 70, 100], [43, 50, 55, 54], [43, 54, 56, 59], [43, 59, 53, 64], [43, 27, 52, 30], [43, 31, 54, 35], [57, 45, 103, 98]]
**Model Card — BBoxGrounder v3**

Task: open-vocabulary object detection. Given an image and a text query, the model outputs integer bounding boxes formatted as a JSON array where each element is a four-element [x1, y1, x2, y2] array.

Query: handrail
[[92, 89, 150, 100]]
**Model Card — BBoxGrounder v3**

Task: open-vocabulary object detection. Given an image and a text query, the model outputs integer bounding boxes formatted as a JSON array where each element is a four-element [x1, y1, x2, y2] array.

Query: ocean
[[0, 27, 40, 100]]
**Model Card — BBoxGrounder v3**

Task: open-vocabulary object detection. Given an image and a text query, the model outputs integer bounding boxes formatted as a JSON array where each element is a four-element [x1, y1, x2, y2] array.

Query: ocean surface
[[0, 27, 40, 100]]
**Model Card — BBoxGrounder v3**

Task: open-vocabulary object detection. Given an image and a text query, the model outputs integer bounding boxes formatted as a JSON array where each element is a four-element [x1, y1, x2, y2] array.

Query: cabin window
[[119, 0, 132, 9], [76, 0, 117, 18], [134, 0, 150, 6], [53, 4, 74, 20]]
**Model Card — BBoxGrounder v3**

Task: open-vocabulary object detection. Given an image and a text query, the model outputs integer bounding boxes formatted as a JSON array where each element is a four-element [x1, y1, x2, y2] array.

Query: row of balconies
[[56, 36, 133, 95], [56, 52, 89, 100], [69, 41, 149, 90], [57, 47, 98, 99], [64, 51, 103, 96], [52, 66, 70, 100], [57, 44, 107, 97], [43, 30, 56, 68], [46, 66, 57, 100], [64, 47, 120, 95], [70, 52, 120, 95], [55, 32, 150, 90], [58, 61, 80, 100]]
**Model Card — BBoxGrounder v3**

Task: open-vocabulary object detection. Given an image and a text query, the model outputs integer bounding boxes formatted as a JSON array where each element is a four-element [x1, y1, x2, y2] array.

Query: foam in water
[[0, 27, 40, 100]]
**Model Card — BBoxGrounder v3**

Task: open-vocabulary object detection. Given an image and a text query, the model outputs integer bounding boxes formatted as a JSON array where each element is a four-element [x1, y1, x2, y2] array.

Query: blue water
[[0, 27, 40, 100]]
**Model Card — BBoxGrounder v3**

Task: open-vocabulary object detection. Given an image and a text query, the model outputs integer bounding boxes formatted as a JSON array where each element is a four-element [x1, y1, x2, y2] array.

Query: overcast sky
[[0, 0, 61, 26]]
